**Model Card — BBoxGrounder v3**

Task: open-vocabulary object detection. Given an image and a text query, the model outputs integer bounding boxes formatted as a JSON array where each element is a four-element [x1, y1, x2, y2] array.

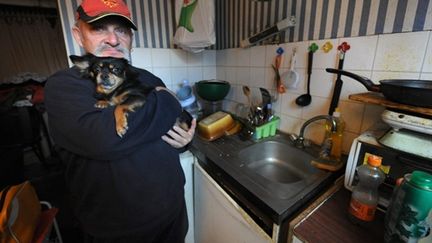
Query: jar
[[384, 170, 432, 242]]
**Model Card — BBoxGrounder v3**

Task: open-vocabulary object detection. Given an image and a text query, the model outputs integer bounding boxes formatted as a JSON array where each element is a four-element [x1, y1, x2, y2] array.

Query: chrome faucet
[[290, 115, 337, 148]]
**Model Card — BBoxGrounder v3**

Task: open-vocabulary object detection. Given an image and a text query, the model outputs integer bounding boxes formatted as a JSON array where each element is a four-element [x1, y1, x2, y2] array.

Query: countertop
[[292, 185, 385, 243]]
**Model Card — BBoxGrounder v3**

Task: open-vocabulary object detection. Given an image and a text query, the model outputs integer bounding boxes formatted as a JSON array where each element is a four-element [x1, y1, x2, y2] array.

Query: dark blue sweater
[[45, 66, 185, 237]]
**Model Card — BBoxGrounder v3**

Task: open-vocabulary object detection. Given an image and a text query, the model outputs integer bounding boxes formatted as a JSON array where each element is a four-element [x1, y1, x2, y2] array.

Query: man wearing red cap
[[44, 0, 196, 242]]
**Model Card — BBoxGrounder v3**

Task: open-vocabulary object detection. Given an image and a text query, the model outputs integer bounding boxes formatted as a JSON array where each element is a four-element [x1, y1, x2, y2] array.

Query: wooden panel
[[349, 92, 432, 116]]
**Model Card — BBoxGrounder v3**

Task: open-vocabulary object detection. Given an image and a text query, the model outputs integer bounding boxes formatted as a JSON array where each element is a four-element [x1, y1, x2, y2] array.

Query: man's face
[[72, 17, 133, 60]]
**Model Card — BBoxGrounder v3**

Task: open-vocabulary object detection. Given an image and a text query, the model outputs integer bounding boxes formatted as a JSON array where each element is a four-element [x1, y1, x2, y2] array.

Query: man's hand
[[162, 119, 196, 148]]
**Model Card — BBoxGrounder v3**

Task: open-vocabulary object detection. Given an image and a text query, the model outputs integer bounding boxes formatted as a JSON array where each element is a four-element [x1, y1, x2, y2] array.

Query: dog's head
[[70, 54, 129, 95]]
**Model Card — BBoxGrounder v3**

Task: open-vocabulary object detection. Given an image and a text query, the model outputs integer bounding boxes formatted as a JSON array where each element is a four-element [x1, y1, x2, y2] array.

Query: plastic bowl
[[195, 80, 231, 101]]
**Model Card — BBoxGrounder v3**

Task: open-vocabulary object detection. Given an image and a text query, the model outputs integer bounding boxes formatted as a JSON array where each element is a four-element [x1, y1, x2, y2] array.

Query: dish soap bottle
[[328, 108, 345, 162], [348, 155, 385, 226], [320, 108, 345, 162]]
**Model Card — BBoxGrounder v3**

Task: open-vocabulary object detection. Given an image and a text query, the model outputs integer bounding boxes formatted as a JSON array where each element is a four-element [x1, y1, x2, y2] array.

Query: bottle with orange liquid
[[348, 155, 385, 226]]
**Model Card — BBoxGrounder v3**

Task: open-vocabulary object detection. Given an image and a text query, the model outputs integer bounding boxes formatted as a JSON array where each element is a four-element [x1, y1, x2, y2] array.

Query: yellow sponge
[[311, 158, 344, 172], [198, 111, 235, 141]]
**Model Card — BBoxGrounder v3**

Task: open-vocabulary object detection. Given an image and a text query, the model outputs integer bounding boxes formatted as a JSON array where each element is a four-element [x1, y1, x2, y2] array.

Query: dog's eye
[[112, 67, 121, 73]]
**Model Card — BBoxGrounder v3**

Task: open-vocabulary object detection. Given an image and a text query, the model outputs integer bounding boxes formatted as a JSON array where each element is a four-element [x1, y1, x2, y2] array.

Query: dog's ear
[[69, 55, 91, 71]]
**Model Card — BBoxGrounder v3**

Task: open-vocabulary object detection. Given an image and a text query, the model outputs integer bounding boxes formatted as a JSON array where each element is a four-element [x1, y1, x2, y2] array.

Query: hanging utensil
[[283, 48, 299, 89], [328, 42, 350, 115], [272, 47, 286, 94], [296, 43, 318, 106], [242, 85, 252, 107]]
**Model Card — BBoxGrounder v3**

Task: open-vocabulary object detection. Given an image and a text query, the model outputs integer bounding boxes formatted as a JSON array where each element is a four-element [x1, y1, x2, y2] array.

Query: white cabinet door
[[194, 162, 272, 243], [180, 151, 194, 243]]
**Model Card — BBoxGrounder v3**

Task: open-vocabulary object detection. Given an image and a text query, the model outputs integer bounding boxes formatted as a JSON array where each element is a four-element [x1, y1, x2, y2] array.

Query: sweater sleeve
[[44, 68, 181, 160]]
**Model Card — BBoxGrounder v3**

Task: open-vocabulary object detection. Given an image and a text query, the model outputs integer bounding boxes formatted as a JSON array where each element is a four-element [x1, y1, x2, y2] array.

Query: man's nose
[[104, 31, 120, 46]]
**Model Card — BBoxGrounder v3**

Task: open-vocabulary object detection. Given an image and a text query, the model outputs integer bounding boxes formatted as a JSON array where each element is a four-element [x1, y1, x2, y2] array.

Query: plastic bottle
[[321, 108, 345, 162], [329, 109, 345, 161], [348, 155, 385, 225]]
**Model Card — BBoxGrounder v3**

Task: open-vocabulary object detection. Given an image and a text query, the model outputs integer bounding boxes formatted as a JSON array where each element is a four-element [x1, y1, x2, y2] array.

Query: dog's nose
[[101, 73, 109, 80]]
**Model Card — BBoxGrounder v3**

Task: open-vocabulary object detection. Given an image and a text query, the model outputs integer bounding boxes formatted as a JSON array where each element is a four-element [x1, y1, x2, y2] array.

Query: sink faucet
[[290, 115, 337, 148]]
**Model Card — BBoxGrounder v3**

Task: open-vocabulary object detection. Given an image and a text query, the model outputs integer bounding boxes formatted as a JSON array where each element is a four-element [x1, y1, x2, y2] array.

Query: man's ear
[[72, 25, 84, 47], [69, 55, 90, 71]]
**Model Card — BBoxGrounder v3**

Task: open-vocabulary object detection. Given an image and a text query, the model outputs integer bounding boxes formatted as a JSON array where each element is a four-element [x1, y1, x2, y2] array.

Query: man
[[44, 0, 196, 242]]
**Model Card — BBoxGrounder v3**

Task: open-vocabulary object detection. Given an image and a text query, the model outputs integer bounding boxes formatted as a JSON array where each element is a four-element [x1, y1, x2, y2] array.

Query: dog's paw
[[116, 125, 128, 137], [95, 101, 109, 108], [114, 106, 130, 137], [116, 120, 129, 137]]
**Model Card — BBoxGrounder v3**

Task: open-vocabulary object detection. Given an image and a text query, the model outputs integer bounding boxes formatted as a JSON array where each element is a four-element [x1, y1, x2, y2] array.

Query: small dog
[[70, 54, 192, 137]]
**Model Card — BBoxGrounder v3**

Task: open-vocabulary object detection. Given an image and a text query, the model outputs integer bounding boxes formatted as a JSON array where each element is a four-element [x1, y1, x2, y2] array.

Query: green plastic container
[[253, 116, 280, 140]]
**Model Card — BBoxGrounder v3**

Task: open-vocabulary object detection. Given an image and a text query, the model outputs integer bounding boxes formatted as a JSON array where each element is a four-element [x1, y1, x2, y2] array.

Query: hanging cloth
[[173, 0, 215, 53]]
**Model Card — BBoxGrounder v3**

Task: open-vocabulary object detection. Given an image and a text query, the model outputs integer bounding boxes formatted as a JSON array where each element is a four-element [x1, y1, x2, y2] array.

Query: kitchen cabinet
[[194, 162, 272, 243], [180, 151, 195, 243]]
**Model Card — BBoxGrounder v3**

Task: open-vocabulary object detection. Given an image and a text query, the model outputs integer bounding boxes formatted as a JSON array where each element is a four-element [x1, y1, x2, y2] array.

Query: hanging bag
[[173, 0, 215, 53], [0, 181, 41, 243]]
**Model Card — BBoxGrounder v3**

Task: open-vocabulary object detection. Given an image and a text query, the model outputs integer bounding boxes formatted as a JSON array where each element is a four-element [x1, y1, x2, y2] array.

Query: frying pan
[[326, 68, 432, 108]]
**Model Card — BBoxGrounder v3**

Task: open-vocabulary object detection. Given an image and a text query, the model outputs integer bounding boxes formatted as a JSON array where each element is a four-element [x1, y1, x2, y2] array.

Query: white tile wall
[[339, 36, 378, 71], [423, 33, 432, 73], [131, 48, 216, 92], [217, 30, 432, 154], [373, 31, 429, 72], [130, 30, 432, 155]]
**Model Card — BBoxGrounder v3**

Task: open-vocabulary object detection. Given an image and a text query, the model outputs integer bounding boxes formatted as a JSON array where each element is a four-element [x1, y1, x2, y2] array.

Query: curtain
[[0, 5, 68, 83]]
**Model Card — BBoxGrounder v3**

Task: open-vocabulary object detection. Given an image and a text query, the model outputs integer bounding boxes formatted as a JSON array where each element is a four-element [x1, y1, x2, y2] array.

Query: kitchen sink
[[193, 132, 334, 201], [191, 132, 339, 223], [238, 141, 318, 184], [234, 138, 327, 200]]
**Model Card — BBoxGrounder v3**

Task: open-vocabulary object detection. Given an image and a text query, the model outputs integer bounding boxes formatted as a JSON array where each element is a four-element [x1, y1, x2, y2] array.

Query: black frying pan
[[326, 68, 432, 108]]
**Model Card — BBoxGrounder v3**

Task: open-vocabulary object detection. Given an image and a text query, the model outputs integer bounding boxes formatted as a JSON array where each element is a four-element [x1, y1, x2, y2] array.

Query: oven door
[[345, 137, 432, 208]]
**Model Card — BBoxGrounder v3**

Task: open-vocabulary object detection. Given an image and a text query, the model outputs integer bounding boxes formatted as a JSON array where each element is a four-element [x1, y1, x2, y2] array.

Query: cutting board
[[349, 92, 432, 116]]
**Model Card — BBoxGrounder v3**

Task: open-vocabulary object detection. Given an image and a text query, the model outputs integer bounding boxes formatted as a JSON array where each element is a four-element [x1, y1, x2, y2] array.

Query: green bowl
[[195, 80, 231, 101]]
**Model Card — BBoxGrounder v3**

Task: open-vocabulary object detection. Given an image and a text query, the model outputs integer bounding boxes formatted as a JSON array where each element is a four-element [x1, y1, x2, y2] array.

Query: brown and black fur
[[70, 54, 192, 137]]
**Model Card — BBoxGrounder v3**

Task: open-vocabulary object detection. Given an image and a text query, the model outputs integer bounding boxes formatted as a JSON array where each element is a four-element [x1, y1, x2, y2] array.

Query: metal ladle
[[295, 48, 315, 106]]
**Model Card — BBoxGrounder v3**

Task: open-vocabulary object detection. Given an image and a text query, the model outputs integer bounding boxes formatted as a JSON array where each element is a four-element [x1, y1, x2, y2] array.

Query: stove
[[381, 109, 432, 135], [345, 118, 432, 208], [379, 109, 432, 160]]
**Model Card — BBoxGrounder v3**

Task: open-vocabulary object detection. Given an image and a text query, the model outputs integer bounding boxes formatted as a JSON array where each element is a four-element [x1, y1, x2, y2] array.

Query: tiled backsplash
[[131, 48, 217, 91], [132, 30, 432, 154], [218, 30, 432, 153]]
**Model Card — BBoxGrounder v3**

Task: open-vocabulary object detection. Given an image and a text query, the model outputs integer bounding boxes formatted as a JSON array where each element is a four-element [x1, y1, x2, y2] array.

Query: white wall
[[217, 30, 432, 153], [130, 30, 432, 155], [131, 48, 217, 92]]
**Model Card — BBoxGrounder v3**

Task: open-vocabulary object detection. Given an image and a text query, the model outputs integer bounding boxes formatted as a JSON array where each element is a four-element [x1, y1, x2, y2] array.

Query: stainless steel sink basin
[[234, 138, 327, 200], [192, 128, 339, 227], [238, 141, 317, 184]]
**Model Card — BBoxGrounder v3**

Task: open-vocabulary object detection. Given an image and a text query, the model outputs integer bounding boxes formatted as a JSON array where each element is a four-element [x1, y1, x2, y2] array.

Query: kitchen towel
[[173, 0, 215, 53]]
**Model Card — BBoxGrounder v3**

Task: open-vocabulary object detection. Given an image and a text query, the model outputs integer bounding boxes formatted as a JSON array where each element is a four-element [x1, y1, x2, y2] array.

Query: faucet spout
[[294, 115, 337, 148]]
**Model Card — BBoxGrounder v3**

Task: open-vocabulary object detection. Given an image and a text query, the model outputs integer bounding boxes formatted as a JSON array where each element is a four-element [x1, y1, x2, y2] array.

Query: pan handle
[[326, 68, 380, 92]]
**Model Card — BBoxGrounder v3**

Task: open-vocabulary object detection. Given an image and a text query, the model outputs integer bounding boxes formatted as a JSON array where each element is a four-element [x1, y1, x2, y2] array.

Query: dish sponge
[[310, 158, 344, 172], [198, 111, 235, 141]]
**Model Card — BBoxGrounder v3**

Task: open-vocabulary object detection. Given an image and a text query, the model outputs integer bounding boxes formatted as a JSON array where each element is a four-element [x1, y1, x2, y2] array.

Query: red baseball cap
[[76, 0, 137, 30]]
